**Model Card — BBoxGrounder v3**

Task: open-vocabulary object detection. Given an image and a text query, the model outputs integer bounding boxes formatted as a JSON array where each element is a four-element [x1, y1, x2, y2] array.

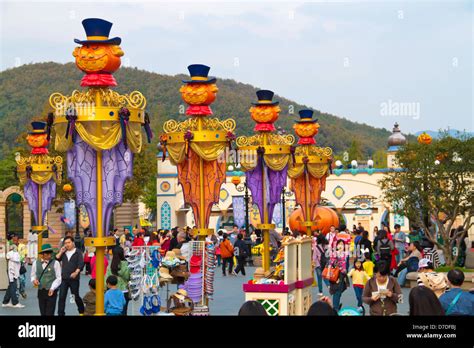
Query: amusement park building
[[156, 124, 411, 240]]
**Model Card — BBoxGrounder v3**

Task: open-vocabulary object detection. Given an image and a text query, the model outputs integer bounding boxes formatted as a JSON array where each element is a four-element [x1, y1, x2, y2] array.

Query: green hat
[[39, 243, 54, 254]]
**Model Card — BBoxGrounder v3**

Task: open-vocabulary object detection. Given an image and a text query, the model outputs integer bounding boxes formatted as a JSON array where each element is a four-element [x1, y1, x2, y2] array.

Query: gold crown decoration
[[16, 154, 63, 186]]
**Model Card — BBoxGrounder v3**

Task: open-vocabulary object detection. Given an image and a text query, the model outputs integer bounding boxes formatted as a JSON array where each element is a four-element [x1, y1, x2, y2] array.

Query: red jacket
[[132, 237, 145, 247]]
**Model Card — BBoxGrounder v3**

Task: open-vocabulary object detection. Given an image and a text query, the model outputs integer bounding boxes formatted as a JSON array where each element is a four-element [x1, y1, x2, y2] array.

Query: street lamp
[[232, 175, 253, 266], [281, 187, 293, 233]]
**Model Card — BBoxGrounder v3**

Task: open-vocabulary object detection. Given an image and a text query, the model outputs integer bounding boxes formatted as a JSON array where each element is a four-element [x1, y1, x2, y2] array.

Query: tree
[[0, 153, 19, 190], [380, 134, 473, 267], [123, 144, 156, 204], [347, 139, 363, 161], [372, 148, 388, 168]]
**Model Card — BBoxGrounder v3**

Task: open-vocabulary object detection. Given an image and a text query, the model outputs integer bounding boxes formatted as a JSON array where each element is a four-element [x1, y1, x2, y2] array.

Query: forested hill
[[0, 62, 399, 159]]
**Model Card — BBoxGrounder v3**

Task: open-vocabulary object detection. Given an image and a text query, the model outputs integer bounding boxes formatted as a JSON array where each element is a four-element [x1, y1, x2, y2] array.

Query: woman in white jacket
[[2, 245, 24, 308]]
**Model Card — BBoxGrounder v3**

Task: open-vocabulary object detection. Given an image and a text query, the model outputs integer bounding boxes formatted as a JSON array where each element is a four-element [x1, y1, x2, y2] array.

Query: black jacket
[[233, 240, 248, 258], [57, 249, 84, 280]]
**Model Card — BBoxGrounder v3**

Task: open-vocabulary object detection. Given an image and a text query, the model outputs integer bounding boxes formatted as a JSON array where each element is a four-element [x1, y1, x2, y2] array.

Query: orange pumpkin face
[[180, 83, 218, 105], [249, 105, 280, 124], [26, 133, 49, 148], [417, 132, 432, 145], [293, 122, 320, 138], [289, 206, 339, 235], [73, 44, 123, 74]]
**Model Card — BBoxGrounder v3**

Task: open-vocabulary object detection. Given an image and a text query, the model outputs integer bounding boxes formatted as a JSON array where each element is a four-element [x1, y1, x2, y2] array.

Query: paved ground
[[0, 265, 410, 315]]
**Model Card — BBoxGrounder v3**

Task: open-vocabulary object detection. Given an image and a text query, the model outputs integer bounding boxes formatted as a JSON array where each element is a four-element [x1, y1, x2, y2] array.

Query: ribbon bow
[[46, 112, 54, 141], [65, 107, 77, 140], [184, 130, 194, 157], [119, 107, 131, 149], [143, 112, 153, 144], [159, 134, 168, 162]]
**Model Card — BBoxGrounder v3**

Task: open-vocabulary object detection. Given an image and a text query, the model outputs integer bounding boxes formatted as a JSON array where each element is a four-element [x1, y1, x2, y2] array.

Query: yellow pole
[[37, 184, 43, 255], [95, 150, 105, 315], [94, 89, 106, 315], [304, 164, 312, 236], [262, 133, 270, 272], [197, 116, 206, 242]]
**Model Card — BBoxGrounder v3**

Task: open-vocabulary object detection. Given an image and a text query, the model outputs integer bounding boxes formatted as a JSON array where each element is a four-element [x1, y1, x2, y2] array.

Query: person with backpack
[[30, 244, 62, 316], [233, 234, 249, 276], [439, 269, 474, 315], [313, 234, 328, 296], [375, 230, 394, 263], [416, 258, 447, 298]]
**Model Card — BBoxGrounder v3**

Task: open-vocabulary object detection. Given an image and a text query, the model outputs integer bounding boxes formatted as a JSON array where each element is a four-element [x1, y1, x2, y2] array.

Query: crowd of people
[[308, 223, 474, 316], [2, 220, 473, 316]]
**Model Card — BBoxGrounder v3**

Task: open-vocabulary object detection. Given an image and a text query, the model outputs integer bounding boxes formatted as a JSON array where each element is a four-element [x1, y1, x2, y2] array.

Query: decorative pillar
[[236, 90, 294, 271], [49, 18, 152, 315]]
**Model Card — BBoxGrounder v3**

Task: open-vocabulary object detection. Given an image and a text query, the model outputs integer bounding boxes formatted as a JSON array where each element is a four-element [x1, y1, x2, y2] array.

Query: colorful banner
[[232, 196, 245, 228], [272, 202, 282, 228], [63, 200, 76, 229]]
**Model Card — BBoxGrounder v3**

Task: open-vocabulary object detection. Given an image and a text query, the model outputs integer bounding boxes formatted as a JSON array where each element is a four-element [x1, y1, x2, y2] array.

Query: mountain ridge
[[0, 62, 412, 159]]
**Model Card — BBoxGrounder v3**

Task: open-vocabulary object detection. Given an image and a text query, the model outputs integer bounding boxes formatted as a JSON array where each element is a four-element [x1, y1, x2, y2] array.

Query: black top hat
[[74, 18, 121, 45], [29, 121, 47, 134], [295, 109, 318, 123], [182, 64, 216, 84], [252, 90, 279, 106]]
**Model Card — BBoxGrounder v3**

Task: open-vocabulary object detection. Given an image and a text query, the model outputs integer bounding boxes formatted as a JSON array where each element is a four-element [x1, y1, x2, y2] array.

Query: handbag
[[20, 263, 27, 275], [322, 264, 340, 283]]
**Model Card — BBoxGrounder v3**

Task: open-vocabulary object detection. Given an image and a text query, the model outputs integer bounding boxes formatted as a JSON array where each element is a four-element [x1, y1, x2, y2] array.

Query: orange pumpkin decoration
[[249, 105, 281, 124], [73, 44, 123, 74], [63, 184, 73, 192], [293, 122, 320, 138], [417, 132, 432, 145], [289, 206, 339, 235], [180, 83, 218, 106], [26, 133, 49, 149]]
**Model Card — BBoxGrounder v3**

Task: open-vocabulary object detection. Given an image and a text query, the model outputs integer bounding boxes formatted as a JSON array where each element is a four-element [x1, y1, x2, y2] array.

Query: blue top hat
[[29, 121, 47, 134], [74, 18, 121, 45], [252, 90, 279, 106], [182, 64, 216, 84], [295, 109, 318, 123]]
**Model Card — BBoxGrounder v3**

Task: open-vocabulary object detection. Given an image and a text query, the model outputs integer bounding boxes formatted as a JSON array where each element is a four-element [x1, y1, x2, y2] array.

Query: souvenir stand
[[243, 237, 298, 316], [295, 236, 313, 315], [16, 121, 63, 256], [160, 64, 234, 313], [49, 18, 152, 315], [126, 246, 162, 316]]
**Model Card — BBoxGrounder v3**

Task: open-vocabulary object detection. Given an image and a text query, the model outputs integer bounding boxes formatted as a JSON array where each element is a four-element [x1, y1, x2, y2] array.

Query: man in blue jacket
[[439, 269, 474, 315]]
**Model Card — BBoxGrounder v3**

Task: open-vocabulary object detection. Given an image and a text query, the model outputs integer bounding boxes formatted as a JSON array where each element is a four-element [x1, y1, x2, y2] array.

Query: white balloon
[[351, 160, 358, 168], [367, 159, 374, 167], [228, 165, 234, 171], [335, 160, 342, 167]]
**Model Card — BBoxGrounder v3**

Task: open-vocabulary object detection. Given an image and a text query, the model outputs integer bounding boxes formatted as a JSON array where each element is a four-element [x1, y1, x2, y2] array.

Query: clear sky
[[0, 0, 472, 133]]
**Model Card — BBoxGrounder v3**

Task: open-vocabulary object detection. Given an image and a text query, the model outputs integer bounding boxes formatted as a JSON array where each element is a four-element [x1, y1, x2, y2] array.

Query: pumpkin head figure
[[251, 90, 280, 132], [180, 83, 218, 106], [73, 44, 123, 74], [293, 121, 320, 138], [294, 110, 319, 145], [180, 64, 218, 115], [73, 18, 123, 87], [27, 121, 49, 154]]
